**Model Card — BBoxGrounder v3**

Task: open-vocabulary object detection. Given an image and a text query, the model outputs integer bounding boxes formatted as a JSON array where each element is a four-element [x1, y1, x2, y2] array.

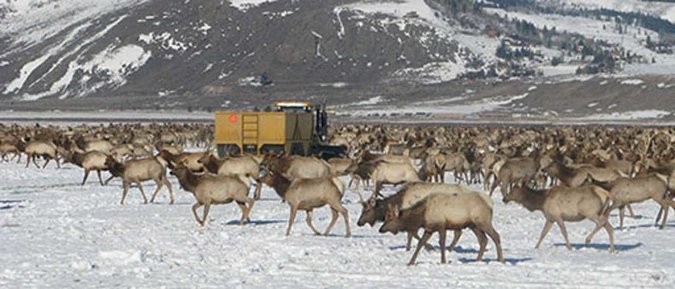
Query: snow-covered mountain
[[0, 0, 673, 104]]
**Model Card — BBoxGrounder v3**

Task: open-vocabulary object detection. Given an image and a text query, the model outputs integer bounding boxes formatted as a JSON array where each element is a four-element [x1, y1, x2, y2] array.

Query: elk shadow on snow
[[620, 223, 675, 230], [320, 233, 370, 238], [4, 182, 82, 192], [553, 242, 643, 252], [458, 257, 533, 265], [0, 199, 25, 210], [225, 219, 287, 226], [387, 244, 480, 254]]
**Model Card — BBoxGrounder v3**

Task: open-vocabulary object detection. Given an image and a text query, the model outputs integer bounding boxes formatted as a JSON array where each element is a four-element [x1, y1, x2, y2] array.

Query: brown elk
[[259, 168, 350, 237], [261, 154, 332, 181], [171, 165, 255, 226], [357, 182, 472, 251], [366, 161, 421, 197], [0, 142, 21, 162], [159, 150, 206, 172], [24, 140, 60, 169], [544, 161, 591, 187], [105, 156, 174, 205], [602, 174, 675, 230], [61, 149, 109, 186], [199, 154, 263, 199], [489, 155, 542, 196], [379, 192, 504, 265], [504, 185, 615, 253]]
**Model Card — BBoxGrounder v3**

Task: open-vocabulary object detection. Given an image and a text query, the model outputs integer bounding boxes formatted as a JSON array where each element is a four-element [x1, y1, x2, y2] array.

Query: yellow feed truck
[[214, 102, 344, 158]]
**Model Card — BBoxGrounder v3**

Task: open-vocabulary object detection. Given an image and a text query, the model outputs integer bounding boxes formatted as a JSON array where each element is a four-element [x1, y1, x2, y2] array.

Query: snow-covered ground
[[485, 7, 675, 77], [544, 0, 675, 23], [1, 159, 674, 288]]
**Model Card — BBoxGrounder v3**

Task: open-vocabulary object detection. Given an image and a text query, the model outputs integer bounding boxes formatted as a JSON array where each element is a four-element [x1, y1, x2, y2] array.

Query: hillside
[[0, 0, 674, 118]]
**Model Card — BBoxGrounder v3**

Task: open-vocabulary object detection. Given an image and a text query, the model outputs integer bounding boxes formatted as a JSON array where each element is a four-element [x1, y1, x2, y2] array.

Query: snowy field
[[1, 158, 674, 288]]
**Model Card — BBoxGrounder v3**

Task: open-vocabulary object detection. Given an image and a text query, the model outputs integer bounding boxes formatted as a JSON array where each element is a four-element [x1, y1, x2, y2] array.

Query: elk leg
[[201, 202, 211, 226], [324, 208, 339, 236], [149, 179, 163, 203], [32, 156, 40, 168], [604, 220, 615, 253], [405, 231, 414, 251], [339, 205, 351, 238], [42, 158, 50, 169], [81, 169, 90, 186], [408, 231, 433, 266], [164, 177, 174, 204], [619, 206, 626, 230], [137, 182, 148, 204], [96, 170, 103, 186], [483, 224, 504, 263], [245, 197, 255, 222], [556, 219, 572, 251], [585, 219, 604, 245], [121, 181, 130, 205], [654, 207, 664, 226], [660, 204, 670, 230], [192, 203, 203, 225], [286, 205, 298, 236], [471, 227, 488, 261], [236, 202, 249, 225], [488, 177, 499, 196], [626, 204, 636, 218], [439, 229, 447, 264], [412, 231, 435, 251], [535, 220, 554, 249], [374, 182, 383, 197], [253, 179, 262, 200], [104, 175, 115, 185], [448, 229, 463, 252], [55, 158, 60, 169], [305, 210, 321, 235]]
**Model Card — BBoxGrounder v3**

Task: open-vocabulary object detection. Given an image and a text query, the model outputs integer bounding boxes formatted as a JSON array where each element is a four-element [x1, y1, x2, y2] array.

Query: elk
[[105, 156, 174, 205], [327, 157, 357, 176], [489, 155, 541, 196], [0, 142, 20, 162], [61, 149, 109, 186], [259, 168, 350, 237], [171, 165, 255, 226], [419, 152, 446, 183], [75, 135, 113, 153], [159, 150, 206, 172], [379, 191, 504, 265], [199, 154, 263, 199], [602, 174, 675, 230], [357, 182, 472, 251], [367, 161, 421, 197], [544, 161, 591, 187], [24, 140, 60, 169], [261, 154, 332, 181], [439, 152, 471, 184], [504, 185, 615, 253]]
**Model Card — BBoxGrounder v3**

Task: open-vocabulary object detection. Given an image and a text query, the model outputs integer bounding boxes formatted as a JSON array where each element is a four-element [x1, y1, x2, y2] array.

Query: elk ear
[[368, 197, 377, 207]]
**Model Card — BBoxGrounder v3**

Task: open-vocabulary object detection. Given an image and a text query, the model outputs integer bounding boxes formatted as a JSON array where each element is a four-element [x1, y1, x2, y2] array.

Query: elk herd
[[1, 122, 674, 265]]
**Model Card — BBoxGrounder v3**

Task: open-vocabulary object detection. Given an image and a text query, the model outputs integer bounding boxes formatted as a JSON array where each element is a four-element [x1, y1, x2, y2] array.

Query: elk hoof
[[345, 233, 351, 238]]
